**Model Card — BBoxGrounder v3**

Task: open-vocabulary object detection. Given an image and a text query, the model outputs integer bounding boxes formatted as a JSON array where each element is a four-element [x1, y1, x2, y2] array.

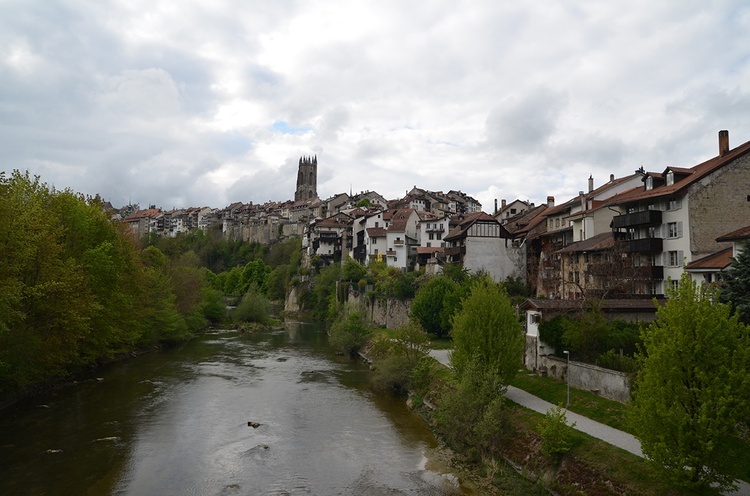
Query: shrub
[[328, 302, 373, 355], [233, 289, 271, 325], [540, 404, 577, 462]]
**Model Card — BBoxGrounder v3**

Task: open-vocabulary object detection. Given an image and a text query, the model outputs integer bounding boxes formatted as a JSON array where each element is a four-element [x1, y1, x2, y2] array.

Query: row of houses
[[120, 130, 750, 303], [306, 130, 750, 300]]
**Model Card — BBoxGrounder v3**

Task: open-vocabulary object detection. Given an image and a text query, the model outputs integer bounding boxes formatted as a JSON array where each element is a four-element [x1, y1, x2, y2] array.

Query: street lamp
[[563, 350, 570, 408]]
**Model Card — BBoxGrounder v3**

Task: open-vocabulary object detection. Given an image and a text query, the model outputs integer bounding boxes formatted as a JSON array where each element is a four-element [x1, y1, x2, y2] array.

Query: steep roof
[[716, 225, 750, 242], [366, 227, 387, 237], [685, 247, 733, 271], [444, 212, 510, 242], [607, 134, 750, 205], [387, 208, 415, 232]]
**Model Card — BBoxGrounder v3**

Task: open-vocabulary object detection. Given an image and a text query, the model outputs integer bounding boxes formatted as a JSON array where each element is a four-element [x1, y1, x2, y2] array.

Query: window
[[426, 242, 431, 247], [437, 232, 442, 240], [666, 198, 681, 211], [375, 221, 379, 228], [666, 171, 674, 186], [428, 233, 434, 240], [671, 279, 679, 291], [646, 176, 653, 190], [667, 250, 684, 267], [666, 221, 683, 238], [555, 218, 560, 228]]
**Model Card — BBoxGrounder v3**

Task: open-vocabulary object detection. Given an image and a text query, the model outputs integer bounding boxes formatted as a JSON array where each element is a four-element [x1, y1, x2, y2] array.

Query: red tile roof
[[685, 247, 733, 270], [716, 225, 750, 242]]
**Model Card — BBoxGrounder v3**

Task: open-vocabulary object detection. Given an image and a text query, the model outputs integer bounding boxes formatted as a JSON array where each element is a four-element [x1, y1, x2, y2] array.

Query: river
[[0, 322, 479, 495]]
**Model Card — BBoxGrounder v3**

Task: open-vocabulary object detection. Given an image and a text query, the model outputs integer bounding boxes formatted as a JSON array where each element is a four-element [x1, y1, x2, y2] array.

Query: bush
[[595, 349, 638, 373], [233, 289, 271, 325], [328, 302, 373, 355], [540, 404, 576, 462]]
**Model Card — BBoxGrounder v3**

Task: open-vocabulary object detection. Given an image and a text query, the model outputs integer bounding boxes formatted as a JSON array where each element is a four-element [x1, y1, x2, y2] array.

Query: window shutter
[[678, 250, 684, 266], [677, 221, 683, 238], [662, 252, 668, 266]]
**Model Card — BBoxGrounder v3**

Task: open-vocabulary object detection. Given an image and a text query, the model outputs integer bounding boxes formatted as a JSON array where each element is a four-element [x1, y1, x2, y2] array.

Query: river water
[[0, 322, 478, 495]]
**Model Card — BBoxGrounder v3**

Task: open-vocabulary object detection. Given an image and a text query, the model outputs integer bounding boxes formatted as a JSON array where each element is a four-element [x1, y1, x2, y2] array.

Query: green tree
[[561, 300, 608, 362], [341, 259, 367, 283], [233, 288, 271, 325], [720, 242, 750, 324], [450, 277, 525, 385], [410, 275, 459, 337], [368, 320, 430, 394], [628, 273, 750, 492], [328, 302, 373, 355]]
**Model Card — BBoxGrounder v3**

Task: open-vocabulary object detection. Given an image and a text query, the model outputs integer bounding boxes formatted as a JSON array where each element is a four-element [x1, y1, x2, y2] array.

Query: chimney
[[719, 130, 729, 156], [610, 173, 615, 182], [588, 175, 594, 193], [494, 199, 498, 214], [501, 199, 507, 208], [547, 196, 555, 208]]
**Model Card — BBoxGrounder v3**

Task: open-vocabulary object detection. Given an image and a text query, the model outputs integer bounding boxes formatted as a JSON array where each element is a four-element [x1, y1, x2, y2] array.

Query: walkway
[[428, 350, 750, 495]]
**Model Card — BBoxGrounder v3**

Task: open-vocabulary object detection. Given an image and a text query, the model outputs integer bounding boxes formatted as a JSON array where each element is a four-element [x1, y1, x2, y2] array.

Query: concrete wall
[[533, 354, 631, 403], [464, 237, 524, 283]]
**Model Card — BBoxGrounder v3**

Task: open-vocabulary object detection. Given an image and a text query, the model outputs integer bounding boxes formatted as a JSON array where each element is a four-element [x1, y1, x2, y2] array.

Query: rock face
[[284, 287, 301, 314]]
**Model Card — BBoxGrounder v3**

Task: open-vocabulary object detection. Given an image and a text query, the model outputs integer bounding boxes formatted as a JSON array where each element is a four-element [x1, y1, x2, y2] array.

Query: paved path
[[428, 350, 750, 495]]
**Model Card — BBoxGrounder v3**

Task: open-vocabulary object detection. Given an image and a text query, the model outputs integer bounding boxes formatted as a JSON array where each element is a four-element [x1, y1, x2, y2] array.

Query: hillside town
[[118, 130, 750, 304]]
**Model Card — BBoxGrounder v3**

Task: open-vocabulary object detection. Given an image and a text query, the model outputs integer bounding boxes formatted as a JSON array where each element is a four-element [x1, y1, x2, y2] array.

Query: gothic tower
[[295, 155, 318, 201]]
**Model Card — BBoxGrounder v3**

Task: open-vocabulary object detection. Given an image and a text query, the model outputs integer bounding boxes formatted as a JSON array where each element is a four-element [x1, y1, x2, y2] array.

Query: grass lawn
[[510, 372, 630, 432], [510, 370, 750, 484]]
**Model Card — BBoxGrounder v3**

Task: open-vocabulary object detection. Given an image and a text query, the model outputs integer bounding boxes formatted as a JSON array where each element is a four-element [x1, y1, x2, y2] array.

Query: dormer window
[[666, 170, 674, 186], [645, 176, 653, 190]]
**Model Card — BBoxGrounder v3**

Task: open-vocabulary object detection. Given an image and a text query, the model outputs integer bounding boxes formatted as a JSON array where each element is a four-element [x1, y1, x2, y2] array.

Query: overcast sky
[[2, 1, 750, 211]]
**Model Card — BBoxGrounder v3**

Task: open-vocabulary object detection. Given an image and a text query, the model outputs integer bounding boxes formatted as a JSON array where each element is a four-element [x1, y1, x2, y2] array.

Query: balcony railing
[[629, 237, 663, 252], [612, 209, 662, 229], [444, 246, 465, 257], [393, 239, 404, 246], [386, 250, 397, 257]]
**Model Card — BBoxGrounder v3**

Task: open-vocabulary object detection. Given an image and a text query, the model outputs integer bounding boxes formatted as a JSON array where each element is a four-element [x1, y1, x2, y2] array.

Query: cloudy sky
[[2, 1, 750, 211]]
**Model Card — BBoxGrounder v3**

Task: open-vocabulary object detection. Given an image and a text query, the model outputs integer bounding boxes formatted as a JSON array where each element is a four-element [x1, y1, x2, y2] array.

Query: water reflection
[[0, 323, 473, 495]]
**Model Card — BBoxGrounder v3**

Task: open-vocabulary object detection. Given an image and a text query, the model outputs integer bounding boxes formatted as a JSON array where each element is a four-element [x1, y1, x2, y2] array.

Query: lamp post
[[563, 350, 570, 408]]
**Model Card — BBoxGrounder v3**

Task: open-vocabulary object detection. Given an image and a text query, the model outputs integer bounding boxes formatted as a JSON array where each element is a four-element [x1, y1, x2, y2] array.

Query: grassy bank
[[511, 370, 750, 485]]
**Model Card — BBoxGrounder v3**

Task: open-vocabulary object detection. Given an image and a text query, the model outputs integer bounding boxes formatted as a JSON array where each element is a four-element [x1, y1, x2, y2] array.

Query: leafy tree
[[537, 315, 569, 356], [628, 273, 750, 492], [328, 302, 373, 355], [265, 264, 291, 301], [450, 277, 525, 386], [236, 259, 271, 295], [410, 275, 459, 337], [561, 300, 608, 362], [356, 198, 372, 207], [720, 243, 750, 324], [368, 320, 430, 394], [341, 259, 367, 283], [233, 288, 271, 325]]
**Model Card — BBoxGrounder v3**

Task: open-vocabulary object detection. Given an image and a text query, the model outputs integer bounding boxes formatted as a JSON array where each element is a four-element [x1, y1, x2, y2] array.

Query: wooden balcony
[[612, 210, 662, 229]]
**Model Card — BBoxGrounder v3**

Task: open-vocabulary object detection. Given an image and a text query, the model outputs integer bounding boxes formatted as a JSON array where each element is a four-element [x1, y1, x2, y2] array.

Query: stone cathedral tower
[[295, 155, 318, 201]]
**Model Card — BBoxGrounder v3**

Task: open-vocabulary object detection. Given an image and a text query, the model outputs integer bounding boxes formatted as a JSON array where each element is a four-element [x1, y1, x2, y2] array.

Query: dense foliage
[[450, 277, 525, 385], [628, 273, 750, 492], [0, 171, 225, 399], [538, 303, 641, 370], [720, 243, 750, 325]]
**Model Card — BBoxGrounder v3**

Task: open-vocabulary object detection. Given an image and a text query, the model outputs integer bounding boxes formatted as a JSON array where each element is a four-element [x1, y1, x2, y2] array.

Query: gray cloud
[[2, 0, 750, 211]]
